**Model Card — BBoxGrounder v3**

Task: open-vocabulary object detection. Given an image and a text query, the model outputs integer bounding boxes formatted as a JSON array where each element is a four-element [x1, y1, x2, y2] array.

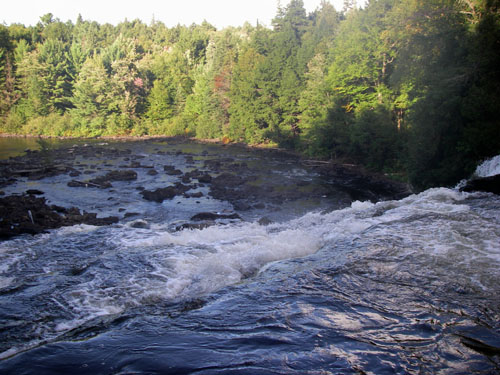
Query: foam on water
[[96, 187, 494, 308], [474, 154, 500, 178], [1, 186, 499, 361]]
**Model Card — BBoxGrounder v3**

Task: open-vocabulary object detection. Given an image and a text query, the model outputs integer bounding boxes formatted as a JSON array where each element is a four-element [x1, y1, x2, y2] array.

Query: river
[[0, 138, 499, 374]]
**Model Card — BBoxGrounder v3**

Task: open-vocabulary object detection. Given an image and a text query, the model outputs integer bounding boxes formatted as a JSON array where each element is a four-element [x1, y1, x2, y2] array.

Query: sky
[[1, 0, 346, 29]]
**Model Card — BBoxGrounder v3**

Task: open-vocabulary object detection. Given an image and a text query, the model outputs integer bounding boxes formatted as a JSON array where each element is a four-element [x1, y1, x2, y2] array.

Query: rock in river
[[190, 212, 242, 221], [0, 194, 118, 240], [140, 183, 190, 203], [460, 175, 500, 195]]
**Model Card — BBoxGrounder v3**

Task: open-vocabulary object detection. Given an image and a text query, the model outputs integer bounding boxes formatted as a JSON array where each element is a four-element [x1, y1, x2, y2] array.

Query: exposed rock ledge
[[460, 175, 500, 195], [0, 194, 119, 240]]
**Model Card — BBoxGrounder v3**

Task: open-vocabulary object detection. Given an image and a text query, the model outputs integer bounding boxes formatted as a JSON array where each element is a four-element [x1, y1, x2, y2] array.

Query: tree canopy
[[1, 0, 499, 190]]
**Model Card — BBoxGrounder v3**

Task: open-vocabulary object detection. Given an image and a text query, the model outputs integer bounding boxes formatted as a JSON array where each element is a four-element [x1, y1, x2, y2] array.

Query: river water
[[0, 139, 499, 374]]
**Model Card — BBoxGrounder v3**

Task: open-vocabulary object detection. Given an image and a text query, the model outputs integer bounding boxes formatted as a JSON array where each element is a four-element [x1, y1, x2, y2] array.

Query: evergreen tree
[[297, 53, 333, 155], [71, 55, 112, 135], [228, 46, 266, 143]]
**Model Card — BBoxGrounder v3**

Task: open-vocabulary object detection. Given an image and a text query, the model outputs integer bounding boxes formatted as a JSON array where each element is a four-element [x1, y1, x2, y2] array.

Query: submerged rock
[[67, 179, 111, 189], [128, 219, 150, 229], [258, 217, 273, 226], [67, 170, 138, 189], [100, 170, 138, 181]]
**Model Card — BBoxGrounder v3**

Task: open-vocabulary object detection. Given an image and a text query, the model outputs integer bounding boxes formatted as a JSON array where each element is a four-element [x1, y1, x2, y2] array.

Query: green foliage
[[298, 53, 332, 153], [228, 47, 267, 143], [1, 1, 499, 190], [349, 103, 400, 171], [70, 55, 112, 135]]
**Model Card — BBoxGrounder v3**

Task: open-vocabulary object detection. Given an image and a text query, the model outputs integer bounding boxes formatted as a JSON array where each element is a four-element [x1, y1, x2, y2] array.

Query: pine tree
[[71, 55, 112, 135]]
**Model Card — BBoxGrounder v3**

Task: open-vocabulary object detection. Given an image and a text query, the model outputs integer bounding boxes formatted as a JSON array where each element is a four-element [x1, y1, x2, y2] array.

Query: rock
[[67, 170, 137, 189], [101, 170, 138, 181], [460, 175, 500, 195], [233, 201, 251, 211], [124, 212, 140, 218], [212, 173, 245, 187], [141, 187, 177, 202], [79, 213, 119, 226], [126, 161, 154, 169], [141, 183, 190, 203], [90, 170, 137, 186], [198, 174, 212, 183], [176, 221, 215, 231], [258, 217, 273, 226], [127, 161, 142, 168], [129, 219, 150, 229], [190, 212, 242, 221], [164, 165, 183, 175], [26, 189, 44, 195], [0, 194, 119, 240]]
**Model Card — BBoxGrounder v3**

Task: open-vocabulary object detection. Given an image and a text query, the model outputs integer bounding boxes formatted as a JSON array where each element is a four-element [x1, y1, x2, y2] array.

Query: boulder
[[140, 183, 190, 203], [198, 174, 212, 183], [164, 165, 183, 175], [128, 219, 150, 229]]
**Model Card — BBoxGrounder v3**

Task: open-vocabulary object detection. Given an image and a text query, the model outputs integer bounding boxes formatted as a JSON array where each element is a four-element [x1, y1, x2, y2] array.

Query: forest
[[0, 0, 499, 190]]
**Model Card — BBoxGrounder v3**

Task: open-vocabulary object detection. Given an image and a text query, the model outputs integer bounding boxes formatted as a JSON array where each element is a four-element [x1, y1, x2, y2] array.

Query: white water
[[54, 187, 500, 321], [474, 154, 500, 178], [1, 186, 499, 362]]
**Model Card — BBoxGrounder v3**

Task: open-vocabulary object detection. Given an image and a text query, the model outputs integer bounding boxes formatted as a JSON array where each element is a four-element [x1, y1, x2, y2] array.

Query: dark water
[[0, 139, 499, 374]]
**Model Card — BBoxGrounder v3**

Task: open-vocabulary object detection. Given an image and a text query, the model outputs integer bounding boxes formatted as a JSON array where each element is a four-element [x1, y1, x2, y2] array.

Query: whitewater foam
[[106, 187, 482, 305], [2, 185, 498, 364], [474, 154, 500, 178]]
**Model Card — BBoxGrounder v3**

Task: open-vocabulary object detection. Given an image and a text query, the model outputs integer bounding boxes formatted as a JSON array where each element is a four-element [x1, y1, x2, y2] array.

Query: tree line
[[1, 0, 499, 190]]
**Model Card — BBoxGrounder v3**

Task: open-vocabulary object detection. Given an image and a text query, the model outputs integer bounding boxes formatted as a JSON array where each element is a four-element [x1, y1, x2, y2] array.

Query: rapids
[[0, 140, 498, 374]]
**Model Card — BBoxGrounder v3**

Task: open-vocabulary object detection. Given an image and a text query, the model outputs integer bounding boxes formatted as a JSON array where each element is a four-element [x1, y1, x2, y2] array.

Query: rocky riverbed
[[0, 137, 412, 240]]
